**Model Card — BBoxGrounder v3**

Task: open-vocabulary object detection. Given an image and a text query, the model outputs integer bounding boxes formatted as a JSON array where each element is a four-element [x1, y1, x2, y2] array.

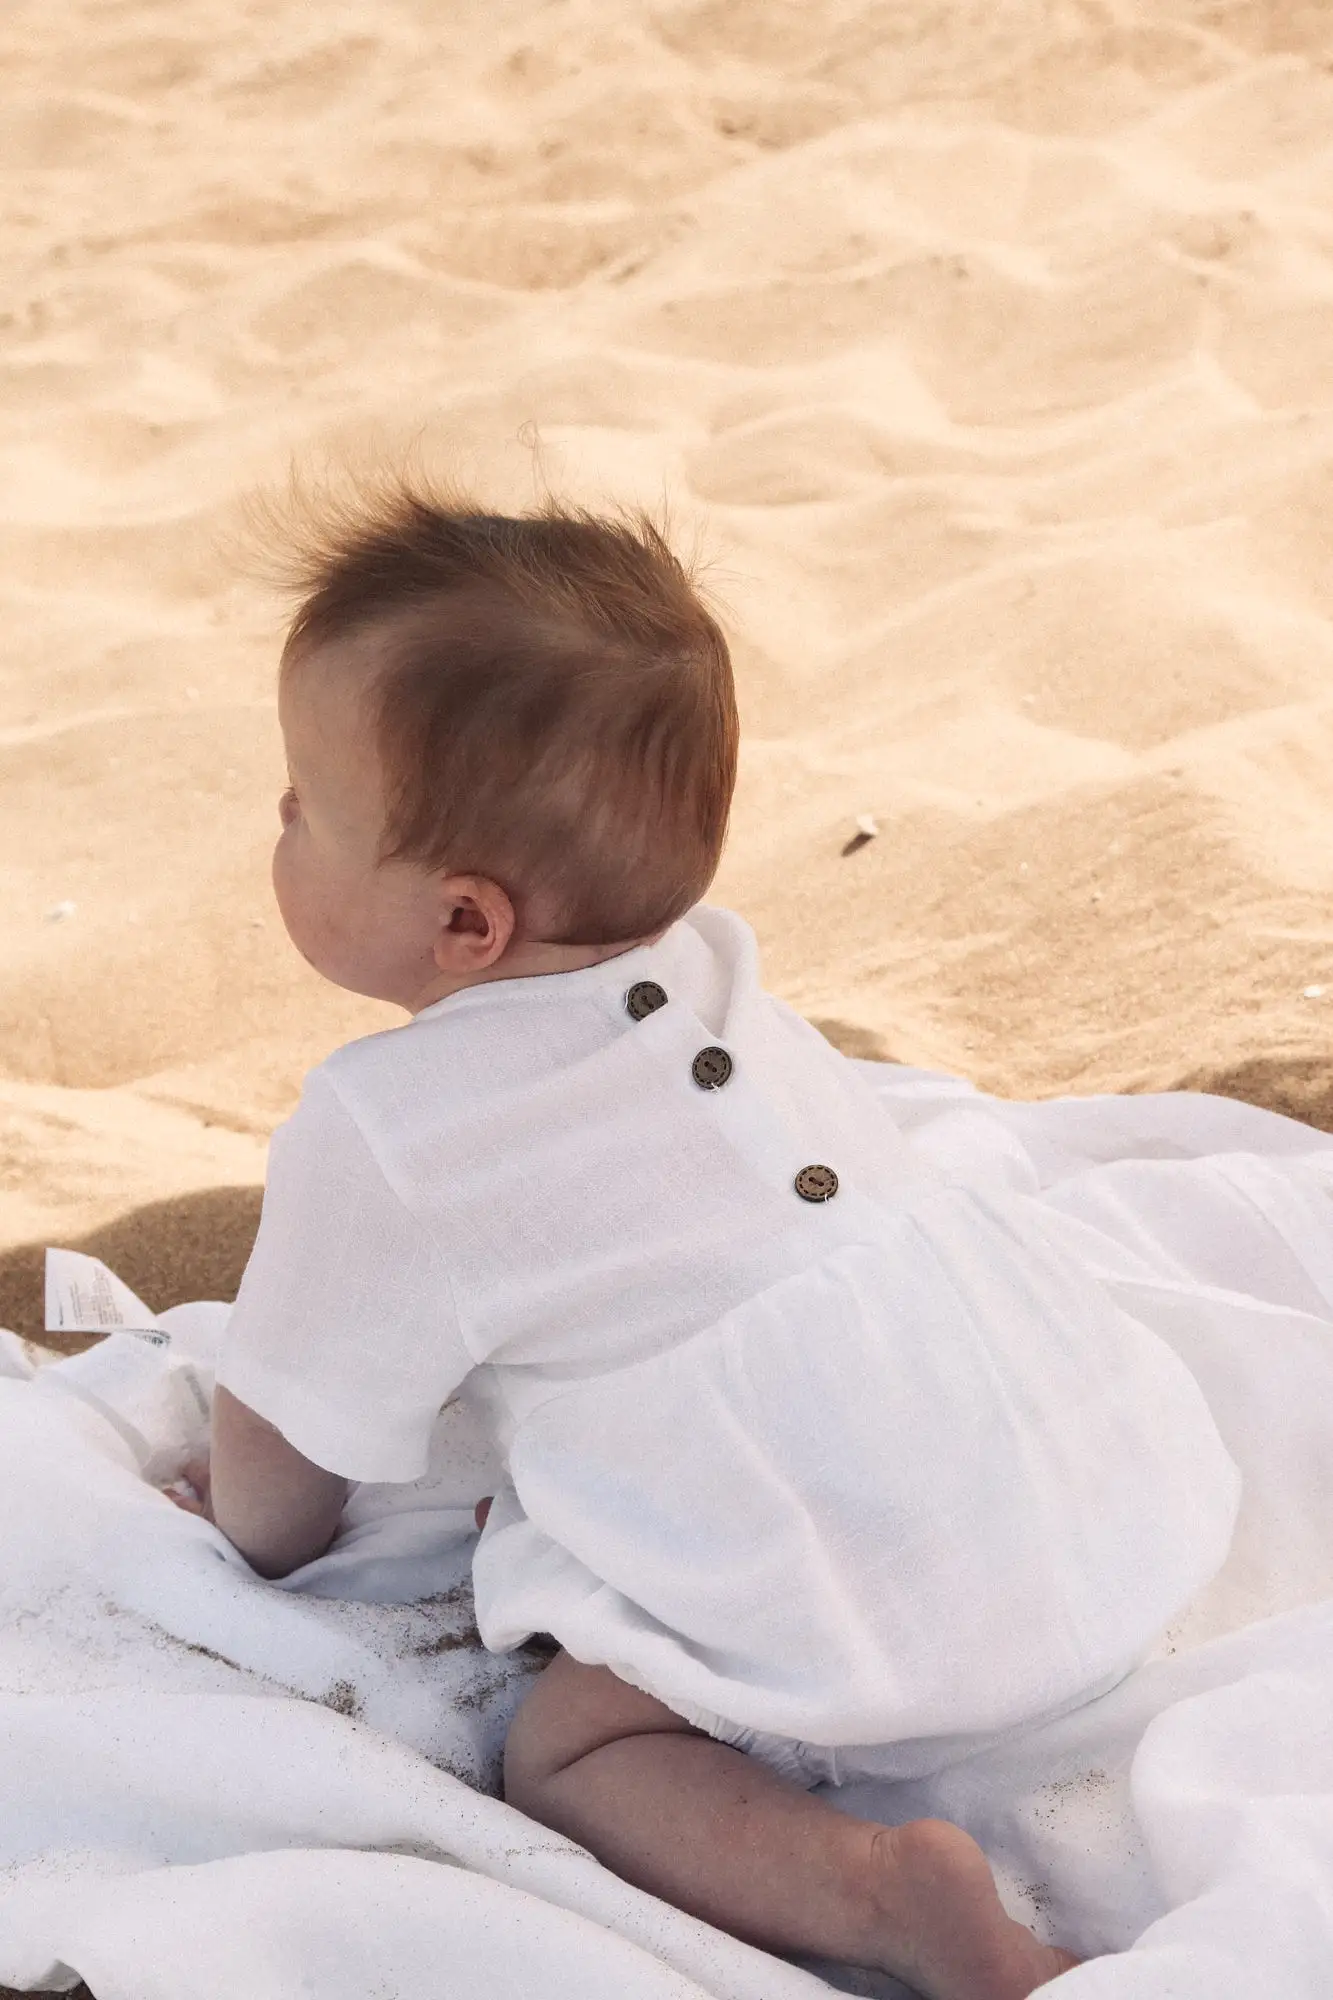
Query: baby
[[178, 480, 1241, 1999]]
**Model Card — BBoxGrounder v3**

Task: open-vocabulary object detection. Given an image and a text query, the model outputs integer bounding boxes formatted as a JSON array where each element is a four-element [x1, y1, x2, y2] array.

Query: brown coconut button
[[625, 980, 668, 1021], [691, 1045, 733, 1090], [794, 1164, 839, 1202]]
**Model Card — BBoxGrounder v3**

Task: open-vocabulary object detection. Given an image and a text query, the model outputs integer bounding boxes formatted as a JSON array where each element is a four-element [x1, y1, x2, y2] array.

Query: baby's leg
[[505, 1651, 1078, 2000]]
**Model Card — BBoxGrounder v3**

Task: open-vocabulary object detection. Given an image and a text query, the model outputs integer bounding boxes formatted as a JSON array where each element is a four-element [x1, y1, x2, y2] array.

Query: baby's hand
[[161, 1452, 213, 1522]]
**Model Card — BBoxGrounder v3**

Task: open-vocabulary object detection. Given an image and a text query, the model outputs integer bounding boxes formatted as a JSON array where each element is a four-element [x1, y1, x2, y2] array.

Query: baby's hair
[[274, 470, 739, 946]]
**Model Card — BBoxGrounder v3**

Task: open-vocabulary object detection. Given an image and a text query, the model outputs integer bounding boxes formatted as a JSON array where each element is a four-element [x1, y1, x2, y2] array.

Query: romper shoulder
[[295, 1017, 434, 1146], [316, 1017, 417, 1087]]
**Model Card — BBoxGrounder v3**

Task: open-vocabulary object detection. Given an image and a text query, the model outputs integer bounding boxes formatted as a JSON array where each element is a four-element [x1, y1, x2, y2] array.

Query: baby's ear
[[432, 874, 515, 973]]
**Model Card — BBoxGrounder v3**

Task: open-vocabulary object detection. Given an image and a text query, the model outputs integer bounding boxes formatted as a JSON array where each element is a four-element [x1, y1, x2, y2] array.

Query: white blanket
[[6, 1063, 1333, 1998]]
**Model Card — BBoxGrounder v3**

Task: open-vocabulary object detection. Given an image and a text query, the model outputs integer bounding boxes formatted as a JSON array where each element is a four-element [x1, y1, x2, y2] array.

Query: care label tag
[[44, 1248, 170, 1347]]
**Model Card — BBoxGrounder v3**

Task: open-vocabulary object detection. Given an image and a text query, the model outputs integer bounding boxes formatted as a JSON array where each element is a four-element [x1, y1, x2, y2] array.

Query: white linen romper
[[217, 904, 1240, 1771]]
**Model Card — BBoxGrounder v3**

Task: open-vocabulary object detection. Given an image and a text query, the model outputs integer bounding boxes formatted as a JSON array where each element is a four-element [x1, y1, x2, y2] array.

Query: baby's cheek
[[270, 832, 300, 928], [271, 832, 339, 964]]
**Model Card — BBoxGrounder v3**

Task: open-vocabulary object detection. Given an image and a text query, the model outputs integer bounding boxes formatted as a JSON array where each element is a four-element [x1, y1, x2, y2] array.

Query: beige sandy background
[[2, 0, 1333, 1339]]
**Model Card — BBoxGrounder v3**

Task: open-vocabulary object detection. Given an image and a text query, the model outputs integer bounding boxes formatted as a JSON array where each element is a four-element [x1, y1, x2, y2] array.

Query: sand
[[3, 0, 1333, 1339]]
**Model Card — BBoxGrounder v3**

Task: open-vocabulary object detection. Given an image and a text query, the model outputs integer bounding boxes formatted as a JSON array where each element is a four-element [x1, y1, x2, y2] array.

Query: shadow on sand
[[0, 1183, 263, 1350]]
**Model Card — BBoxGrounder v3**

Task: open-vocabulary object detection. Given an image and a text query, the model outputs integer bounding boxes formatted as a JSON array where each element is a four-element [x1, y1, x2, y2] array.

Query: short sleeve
[[215, 1066, 473, 1482]]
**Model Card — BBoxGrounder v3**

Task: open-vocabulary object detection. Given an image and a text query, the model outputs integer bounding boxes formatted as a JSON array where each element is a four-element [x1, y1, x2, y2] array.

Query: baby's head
[[270, 477, 738, 1013]]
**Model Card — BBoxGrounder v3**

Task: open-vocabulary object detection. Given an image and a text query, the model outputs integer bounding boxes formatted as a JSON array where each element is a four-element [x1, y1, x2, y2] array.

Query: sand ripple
[[3, 2, 1333, 1302]]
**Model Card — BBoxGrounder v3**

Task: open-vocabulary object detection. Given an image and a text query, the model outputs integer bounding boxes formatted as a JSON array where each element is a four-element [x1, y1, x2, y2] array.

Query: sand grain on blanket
[[4, 1, 1333, 1302]]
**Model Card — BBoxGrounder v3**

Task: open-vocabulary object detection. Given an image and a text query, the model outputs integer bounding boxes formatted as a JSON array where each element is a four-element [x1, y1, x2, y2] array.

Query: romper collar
[[410, 917, 692, 1025]]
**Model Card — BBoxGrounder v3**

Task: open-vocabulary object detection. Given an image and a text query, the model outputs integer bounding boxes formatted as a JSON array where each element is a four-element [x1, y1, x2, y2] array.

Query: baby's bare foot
[[866, 1818, 1079, 2000]]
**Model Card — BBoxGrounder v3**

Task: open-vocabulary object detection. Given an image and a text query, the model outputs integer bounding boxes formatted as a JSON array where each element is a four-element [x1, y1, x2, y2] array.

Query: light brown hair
[[276, 475, 739, 946]]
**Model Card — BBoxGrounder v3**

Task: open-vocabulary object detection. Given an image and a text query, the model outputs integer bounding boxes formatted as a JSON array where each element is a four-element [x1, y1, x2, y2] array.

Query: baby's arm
[[206, 1384, 348, 1578], [184, 1068, 468, 1571]]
